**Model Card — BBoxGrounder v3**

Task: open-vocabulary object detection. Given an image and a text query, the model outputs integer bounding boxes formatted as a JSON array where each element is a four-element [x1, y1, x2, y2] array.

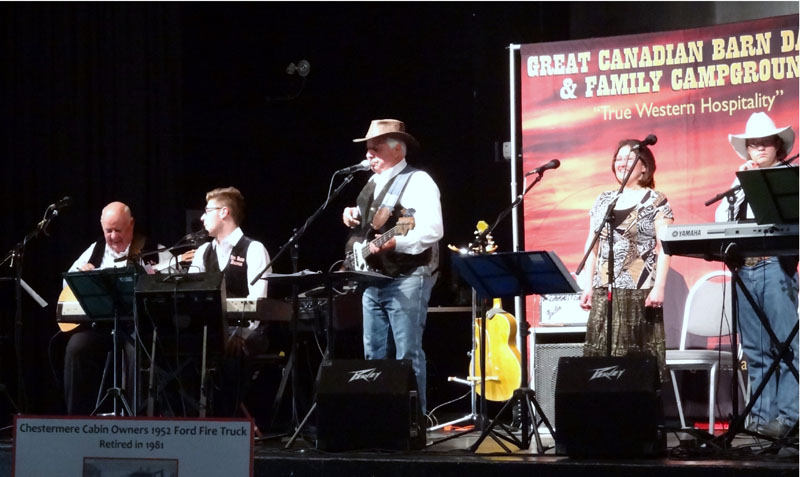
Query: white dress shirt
[[189, 227, 270, 299], [369, 159, 444, 256]]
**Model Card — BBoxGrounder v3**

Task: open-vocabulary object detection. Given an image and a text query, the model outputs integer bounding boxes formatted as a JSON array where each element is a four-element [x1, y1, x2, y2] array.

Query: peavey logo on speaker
[[348, 368, 382, 382], [588, 365, 626, 381]]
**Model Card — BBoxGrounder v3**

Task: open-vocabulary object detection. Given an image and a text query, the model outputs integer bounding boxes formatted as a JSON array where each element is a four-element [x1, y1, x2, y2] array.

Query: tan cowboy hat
[[353, 119, 419, 150], [729, 112, 795, 160]]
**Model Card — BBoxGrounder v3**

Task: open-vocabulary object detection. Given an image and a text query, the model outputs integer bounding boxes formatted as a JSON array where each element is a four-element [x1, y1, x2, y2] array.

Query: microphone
[[632, 134, 657, 150], [525, 159, 561, 176], [49, 196, 72, 212], [336, 159, 371, 174], [182, 229, 210, 245]]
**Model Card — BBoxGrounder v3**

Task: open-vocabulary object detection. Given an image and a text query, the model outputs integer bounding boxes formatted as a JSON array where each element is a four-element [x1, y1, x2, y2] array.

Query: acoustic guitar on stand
[[450, 220, 522, 402]]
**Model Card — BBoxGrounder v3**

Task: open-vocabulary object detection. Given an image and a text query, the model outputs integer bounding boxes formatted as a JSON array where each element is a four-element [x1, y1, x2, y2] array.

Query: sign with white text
[[13, 416, 253, 476]]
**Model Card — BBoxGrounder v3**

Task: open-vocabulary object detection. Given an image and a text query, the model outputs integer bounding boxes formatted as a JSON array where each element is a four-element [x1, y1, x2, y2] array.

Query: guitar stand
[[468, 318, 555, 453], [451, 251, 579, 454], [427, 292, 484, 447]]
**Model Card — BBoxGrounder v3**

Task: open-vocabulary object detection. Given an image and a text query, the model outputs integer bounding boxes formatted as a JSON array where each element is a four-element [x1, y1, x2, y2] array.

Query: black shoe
[[760, 419, 793, 438]]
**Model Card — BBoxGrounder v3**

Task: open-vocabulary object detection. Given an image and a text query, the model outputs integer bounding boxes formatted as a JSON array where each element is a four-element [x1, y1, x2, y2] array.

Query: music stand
[[736, 166, 798, 225], [134, 272, 226, 417], [451, 251, 580, 453], [268, 270, 391, 449], [63, 266, 138, 416]]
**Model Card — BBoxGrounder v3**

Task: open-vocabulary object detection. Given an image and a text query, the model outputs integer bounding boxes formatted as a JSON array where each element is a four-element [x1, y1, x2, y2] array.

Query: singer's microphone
[[525, 159, 561, 176], [336, 159, 371, 174], [632, 134, 657, 150], [182, 229, 210, 245], [50, 196, 72, 211]]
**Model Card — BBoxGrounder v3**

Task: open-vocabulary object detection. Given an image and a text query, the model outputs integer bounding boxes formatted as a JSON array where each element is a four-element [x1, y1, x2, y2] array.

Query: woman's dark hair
[[612, 139, 656, 188]]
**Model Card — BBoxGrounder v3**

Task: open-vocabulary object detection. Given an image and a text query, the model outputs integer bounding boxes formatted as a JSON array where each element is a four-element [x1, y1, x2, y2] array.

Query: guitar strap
[[370, 166, 417, 230]]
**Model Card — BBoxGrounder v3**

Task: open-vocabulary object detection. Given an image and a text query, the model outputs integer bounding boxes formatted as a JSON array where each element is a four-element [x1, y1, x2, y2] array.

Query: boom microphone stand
[[575, 148, 646, 356], [0, 199, 68, 414], [465, 168, 556, 453], [249, 169, 360, 444]]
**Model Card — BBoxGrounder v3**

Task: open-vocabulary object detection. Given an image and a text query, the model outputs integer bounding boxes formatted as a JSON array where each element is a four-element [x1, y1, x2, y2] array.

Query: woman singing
[[579, 139, 674, 382]]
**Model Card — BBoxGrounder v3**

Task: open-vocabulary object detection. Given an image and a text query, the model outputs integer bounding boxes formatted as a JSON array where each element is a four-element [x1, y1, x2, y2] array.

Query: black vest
[[202, 236, 252, 298], [354, 170, 431, 277], [88, 233, 158, 268]]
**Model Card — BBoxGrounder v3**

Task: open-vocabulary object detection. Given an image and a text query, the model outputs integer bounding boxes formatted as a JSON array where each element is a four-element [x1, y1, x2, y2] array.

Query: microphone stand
[[466, 169, 556, 453], [0, 203, 62, 415], [575, 152, 642, 357], [247, 172, 358, 442]]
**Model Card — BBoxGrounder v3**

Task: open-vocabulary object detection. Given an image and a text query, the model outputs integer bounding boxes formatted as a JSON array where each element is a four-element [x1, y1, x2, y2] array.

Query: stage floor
[[242, 419, 798, 477], [0, 418, 796, 476]]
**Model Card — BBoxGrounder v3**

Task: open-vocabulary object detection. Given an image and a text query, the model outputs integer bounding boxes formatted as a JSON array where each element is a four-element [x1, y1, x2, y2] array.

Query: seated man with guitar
[[63, 201, 172, 415], [342, 119, 443, 415]]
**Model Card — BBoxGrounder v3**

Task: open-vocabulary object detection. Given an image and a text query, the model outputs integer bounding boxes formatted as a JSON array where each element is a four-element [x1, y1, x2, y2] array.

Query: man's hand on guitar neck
[[369, 235, 396, 254]]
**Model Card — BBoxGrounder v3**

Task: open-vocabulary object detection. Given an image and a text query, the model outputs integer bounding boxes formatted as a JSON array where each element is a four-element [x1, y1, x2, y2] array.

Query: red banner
[[520, 15, 798, 331]]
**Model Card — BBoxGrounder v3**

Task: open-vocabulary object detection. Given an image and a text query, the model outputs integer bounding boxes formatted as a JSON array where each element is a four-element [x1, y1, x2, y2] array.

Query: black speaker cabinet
[[316, 359, 424, 451], [555, 356, 665, 458]]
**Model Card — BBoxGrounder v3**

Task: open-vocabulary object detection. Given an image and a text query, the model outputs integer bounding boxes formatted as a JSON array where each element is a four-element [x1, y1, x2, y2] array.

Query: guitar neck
[[360, 225, 402, 260]]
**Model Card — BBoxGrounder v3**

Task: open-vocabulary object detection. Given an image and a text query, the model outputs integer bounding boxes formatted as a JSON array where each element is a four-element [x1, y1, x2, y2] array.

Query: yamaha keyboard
[[661, 222, 798, 260]]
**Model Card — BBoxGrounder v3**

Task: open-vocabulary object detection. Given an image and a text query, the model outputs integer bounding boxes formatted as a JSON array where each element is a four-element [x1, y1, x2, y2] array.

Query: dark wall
[[0, 1, 793, 417]]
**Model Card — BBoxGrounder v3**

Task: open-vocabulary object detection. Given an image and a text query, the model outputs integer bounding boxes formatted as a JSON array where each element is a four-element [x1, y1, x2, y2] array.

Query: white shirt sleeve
[[394, 171, 443, 255], [246, 241, 270, 299], [188, 243, 209, 273]]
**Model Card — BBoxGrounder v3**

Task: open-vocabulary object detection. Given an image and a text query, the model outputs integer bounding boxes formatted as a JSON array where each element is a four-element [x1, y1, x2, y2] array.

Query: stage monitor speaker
[[555, 356, 665, 458], [534, 342, 583, 427], [315, 359, 424, 451]]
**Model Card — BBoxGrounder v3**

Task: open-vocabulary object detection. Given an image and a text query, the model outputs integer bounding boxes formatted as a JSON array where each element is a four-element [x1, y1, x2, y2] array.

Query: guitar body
[[56, 285, 82, 333], [347, 240, 370, 272], [343, 215, 415, 272], [471, 299, 522, 402]]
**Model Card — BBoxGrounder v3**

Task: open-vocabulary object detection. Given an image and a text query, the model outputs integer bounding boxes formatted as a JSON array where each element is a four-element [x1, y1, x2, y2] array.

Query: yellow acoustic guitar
[[471, 297, 522, 402], [56, 285, 83, 332]]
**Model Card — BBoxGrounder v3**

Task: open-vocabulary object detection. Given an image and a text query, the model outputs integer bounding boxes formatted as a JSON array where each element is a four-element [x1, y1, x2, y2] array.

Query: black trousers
[[63, 325, 136, 415]]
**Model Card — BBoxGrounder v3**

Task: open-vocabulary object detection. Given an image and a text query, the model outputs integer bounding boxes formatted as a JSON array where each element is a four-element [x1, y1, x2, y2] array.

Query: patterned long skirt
[[583, 287, 667, 383]]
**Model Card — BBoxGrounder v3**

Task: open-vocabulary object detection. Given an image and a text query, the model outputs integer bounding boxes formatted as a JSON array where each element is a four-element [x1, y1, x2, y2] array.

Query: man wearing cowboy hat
[[715, 111, 798, 438], [342, 119, 443, 415]]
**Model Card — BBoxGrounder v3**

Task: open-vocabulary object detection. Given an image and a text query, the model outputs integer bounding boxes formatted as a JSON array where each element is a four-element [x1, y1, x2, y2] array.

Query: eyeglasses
[[614, 156, 636, 163], [204, 207, 223, 214], [746, 137, 778, 149]]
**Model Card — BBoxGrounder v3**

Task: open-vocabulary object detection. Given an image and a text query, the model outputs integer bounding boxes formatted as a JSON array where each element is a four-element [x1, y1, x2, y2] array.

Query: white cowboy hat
[[353, 119, 419, 150], [728, 112, 795, 160]]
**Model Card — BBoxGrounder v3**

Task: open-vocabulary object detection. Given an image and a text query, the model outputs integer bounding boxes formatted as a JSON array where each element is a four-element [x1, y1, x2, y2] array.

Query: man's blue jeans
[[362, 273, 435, 414], [737, 259, 799, 428]]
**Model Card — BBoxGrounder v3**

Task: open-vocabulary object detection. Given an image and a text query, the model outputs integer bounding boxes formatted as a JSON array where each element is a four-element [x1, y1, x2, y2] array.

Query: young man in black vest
[[188, 187, 270, 416], [342, 119, 443, 414], [64, 201, 170, 415]]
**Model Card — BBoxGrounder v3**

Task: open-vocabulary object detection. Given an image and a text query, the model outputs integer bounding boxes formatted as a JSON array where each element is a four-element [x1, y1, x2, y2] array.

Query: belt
[[743, 256, 771, 267]]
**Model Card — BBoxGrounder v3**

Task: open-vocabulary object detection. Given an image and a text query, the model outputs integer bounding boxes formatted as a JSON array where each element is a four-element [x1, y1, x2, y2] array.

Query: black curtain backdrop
[[1, 3, 183, 415]]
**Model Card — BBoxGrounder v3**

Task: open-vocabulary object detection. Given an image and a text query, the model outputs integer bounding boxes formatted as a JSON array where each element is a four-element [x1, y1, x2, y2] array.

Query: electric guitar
[[343, 216, 415, 272]]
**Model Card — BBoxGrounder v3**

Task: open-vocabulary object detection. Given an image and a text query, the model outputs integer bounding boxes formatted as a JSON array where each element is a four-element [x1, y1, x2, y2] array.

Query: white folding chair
[[665, 270, 748, 431]]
